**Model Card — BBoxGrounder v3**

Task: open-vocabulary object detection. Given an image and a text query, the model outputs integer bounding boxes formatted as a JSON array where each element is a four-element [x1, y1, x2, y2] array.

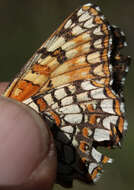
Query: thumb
[[0, 96, 57, 190]]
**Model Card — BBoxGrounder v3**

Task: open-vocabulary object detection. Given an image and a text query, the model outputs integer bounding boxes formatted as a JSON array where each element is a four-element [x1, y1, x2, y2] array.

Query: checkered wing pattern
[[4, 3, 130, 187]]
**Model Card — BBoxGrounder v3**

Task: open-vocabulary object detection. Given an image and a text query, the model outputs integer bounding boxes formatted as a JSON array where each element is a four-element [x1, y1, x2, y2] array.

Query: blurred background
[[0, 0, 133, 189]]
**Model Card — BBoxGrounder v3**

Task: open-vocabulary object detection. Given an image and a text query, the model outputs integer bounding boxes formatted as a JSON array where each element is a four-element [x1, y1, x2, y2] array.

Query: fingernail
[[0, 96, 50, 185]]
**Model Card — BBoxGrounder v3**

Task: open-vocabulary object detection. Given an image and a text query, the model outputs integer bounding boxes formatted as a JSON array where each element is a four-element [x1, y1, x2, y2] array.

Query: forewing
[[4, 3, 112, 102]]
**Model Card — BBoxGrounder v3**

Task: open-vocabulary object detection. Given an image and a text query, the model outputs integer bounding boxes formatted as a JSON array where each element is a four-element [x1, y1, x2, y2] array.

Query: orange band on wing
[[118, 117, 124, 134], [105, 87, 116, 99], [36, 98, 47, 112], [89, 114, 97, 125], [10, 80, 40, 101], [49, 111, 61, 126], [32, 64, 51, 75], [115, 99, 121, 116]]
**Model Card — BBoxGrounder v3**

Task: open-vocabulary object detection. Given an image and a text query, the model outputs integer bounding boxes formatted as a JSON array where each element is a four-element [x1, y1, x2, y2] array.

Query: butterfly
[[3, 2, 130, 187]]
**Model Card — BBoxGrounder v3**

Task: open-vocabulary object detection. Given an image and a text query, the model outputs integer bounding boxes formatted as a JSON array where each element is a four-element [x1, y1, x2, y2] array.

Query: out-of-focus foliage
[[0, 0, 133, 189]]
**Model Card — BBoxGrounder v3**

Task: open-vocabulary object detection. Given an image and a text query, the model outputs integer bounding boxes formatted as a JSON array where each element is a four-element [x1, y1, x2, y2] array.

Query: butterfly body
[[3, 2, 130, 187]]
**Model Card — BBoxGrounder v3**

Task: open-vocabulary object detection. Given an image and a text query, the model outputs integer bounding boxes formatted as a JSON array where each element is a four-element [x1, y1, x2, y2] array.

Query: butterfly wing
[[3, 2, 130, 187]]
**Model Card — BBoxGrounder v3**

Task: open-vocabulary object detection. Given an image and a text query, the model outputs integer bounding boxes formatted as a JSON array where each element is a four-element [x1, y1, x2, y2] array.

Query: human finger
[[0, 97, 57, 190]]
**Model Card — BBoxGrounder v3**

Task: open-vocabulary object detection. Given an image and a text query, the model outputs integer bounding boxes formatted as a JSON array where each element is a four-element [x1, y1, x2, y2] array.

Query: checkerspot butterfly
[[3, 2, 130, 187]]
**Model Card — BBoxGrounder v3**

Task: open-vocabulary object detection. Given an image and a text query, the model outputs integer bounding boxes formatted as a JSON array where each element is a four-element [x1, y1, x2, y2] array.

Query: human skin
[[0, 82, 57, 190]]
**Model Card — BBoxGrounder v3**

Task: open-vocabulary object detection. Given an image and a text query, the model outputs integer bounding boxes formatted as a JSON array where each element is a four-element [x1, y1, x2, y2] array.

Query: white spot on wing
[[94, 64, 104, 77], [68, 85, 76, 94], [103, 116, 118, 130], [79, 12, 91, 22], [62, 40, 76, 51], [123, 120, 128, 131], [82, 42, 91, 52], [94, 128, 110, 141], [91, 88, 107, 99], [101, 99, 115, 114], [47, 36, 65, 52], [93, 26, 103, 35], [64, 19, 72, 29], [64, 133, 71, 140], [77, 8, 84, 16], [23, 98, 33, 105], [45, 35, 57, 48], [120, 102, 125, 114], [88, 128, 93, 136], [93, 173, 102, 183], [29, 102, 39, 112], [96, 6, 101, 11], [87, 52, 101, 63], [84, 114, 88, 123], [59, 104, 80, 114], [51, 103, 58, 109], [72, 136, 79, 147], [94, 39, 103, 48], [61, 125, 74, 133], [97, 118, 101, 124], [107, 158, 113, 163], [84, 3, 93, 7], [84, 18, 96, 28], [66, 48, 78, 59], [54, 88, 67, 100], [88, 163, 98, 174], [92, 148, 102, 163], [109, 64, 112, 72], [81, 80, 97, 90], [61, 96, 73, 106], [121, 31, 125, 36], [64, 114, 82, 124], [100, 15, 105, 20], [124, 41, 128, 47], [43, 94, 54, 105], [72, 25, 86, 35], [77, 92, 91, 102]]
